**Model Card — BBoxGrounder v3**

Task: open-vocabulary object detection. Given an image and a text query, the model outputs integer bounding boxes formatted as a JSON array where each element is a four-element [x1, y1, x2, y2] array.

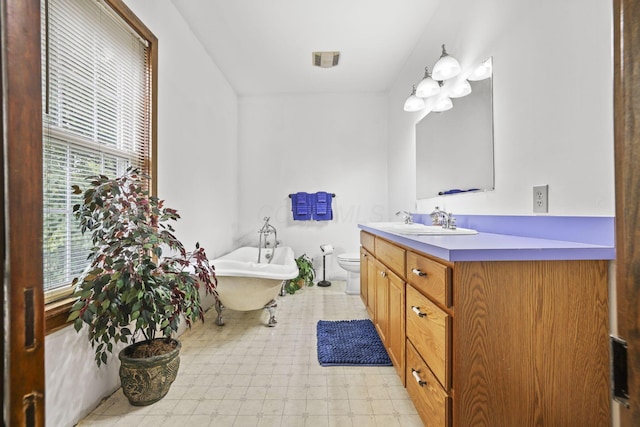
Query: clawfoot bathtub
[[211, 246, 298, 327]]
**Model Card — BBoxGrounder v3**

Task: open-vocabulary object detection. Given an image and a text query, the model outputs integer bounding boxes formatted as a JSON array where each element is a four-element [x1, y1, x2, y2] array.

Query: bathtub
[[211, 246, 298, 327]]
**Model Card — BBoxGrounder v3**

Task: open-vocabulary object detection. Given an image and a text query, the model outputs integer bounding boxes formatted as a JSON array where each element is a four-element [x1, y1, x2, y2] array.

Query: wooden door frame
[[614, 0, 640, 425], [2, 0, 46, 425]]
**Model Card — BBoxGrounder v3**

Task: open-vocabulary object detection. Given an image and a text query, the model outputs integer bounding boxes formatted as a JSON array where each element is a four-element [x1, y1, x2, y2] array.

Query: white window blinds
[[42, 0, 151, 300]]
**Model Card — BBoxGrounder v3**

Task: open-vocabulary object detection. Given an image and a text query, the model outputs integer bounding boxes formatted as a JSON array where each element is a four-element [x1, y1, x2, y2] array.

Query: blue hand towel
[[292, 192, 312, 220], [315, 194, 327, 215], [313, 192, 333, 221]]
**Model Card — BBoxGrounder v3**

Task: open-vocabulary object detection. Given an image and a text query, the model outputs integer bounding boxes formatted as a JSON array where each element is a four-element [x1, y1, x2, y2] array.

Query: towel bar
[[288, 193, 335, 198]]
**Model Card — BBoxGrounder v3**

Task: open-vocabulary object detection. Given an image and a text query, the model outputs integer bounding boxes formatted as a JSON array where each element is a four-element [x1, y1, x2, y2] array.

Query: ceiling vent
[[312, 51, 340, 68]]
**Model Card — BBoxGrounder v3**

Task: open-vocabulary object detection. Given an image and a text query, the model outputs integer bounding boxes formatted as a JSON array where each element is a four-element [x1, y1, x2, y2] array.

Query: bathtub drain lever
[[318, 244, 333, 287]]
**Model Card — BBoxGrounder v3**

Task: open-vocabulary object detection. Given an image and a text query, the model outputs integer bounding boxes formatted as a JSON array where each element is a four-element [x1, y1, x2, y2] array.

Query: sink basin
[[367, 222, 478, 236]]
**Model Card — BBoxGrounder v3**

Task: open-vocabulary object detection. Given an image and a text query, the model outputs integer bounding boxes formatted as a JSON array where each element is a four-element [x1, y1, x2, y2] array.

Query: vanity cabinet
[[360, 230, 610, 427]]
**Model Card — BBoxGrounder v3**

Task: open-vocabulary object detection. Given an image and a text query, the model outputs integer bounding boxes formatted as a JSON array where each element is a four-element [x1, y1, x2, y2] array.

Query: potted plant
[[67, 168, 217, 406], [284, 254, 315, 294]]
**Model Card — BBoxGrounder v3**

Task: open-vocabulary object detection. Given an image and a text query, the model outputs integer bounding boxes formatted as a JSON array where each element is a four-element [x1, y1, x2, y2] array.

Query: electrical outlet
[[533, 185, 548, 213]]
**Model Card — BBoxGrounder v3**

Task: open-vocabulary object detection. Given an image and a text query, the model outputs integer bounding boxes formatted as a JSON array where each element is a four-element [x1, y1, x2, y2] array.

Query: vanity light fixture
[[448, 79, 472, 98], [468, 58, 492, 81], [431, 44, 461, 81], [404, 45, 480, 112], [416, 66, 441, 98], [431, 95, 453, 112], [403, 85, 425, 112]]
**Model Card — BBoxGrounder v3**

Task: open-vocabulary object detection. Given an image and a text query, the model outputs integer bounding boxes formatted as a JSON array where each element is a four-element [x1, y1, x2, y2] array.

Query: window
[[41, 0, 156, 306]]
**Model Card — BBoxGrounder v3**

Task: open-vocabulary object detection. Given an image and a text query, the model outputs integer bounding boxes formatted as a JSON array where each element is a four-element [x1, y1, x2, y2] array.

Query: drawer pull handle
[[380, 271, 387, 278], [412, 268, 427, 277], [411, 368, 428, 387], [411, 306, 427, 318]]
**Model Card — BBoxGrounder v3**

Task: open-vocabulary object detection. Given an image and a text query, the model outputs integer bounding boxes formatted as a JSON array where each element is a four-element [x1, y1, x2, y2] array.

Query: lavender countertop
[[359, 216, 616, 262]]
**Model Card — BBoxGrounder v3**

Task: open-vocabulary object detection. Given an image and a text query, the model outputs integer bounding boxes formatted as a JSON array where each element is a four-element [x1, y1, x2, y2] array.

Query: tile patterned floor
[[79, 281, 422, 426]]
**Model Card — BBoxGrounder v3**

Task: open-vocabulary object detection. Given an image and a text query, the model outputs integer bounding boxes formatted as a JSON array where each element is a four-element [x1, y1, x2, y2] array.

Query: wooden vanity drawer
[[406, 251, 451, 307], [406, 339, 451, 427], [374, 237, 405, 277], [406, 284, 450, 390], [360, 231, 375, 254]]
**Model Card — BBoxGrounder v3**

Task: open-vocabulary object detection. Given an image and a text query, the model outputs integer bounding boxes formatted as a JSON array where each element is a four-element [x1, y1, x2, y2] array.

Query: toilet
[[337, 252, 361, 295]]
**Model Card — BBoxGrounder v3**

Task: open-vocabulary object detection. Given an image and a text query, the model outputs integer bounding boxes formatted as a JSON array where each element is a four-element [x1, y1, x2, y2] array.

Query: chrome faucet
[[395, 211, 414, 224], [430, 207, 457, 230], [258, 217, 278, 263]]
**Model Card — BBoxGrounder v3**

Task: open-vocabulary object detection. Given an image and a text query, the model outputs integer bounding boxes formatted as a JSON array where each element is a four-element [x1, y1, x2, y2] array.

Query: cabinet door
[[387, 271, 405, 383], [366, 254, 376, 318], [360, 249, 369, 308], [374, 262, 389, 344]]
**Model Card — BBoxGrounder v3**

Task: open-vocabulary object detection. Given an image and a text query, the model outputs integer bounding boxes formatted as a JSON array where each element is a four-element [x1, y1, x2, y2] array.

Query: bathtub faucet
[[258, 217, 278, 263]]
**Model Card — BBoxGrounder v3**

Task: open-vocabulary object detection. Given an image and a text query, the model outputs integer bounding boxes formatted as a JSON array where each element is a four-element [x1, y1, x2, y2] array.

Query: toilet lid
[[338, 252, 360, 262]]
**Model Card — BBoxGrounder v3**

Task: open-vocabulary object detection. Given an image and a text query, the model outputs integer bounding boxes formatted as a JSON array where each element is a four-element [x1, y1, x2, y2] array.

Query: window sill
[[45, 297, 74, 335]]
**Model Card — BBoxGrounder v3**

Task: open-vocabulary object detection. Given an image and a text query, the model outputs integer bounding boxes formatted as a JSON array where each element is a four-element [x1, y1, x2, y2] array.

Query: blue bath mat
[[316, 319, 392, 366]]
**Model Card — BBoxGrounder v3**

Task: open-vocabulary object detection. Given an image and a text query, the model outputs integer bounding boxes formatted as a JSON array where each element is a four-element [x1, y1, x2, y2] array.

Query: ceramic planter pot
[[118, 338, 181, 406]]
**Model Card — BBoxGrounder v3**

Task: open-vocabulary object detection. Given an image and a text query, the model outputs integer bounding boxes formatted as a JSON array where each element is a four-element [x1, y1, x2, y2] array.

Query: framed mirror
[[416, 58, 494, 199]]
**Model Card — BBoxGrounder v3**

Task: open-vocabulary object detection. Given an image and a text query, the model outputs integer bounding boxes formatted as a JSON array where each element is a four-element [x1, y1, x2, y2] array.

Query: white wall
[[237, 94, 388, 279], [150, 6, 239, 259], [388, 0, 614, 217], [45, 2, 239, 425]]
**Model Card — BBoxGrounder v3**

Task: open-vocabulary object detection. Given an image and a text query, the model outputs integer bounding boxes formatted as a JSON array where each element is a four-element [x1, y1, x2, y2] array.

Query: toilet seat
[[337, 252, 360, 262]]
